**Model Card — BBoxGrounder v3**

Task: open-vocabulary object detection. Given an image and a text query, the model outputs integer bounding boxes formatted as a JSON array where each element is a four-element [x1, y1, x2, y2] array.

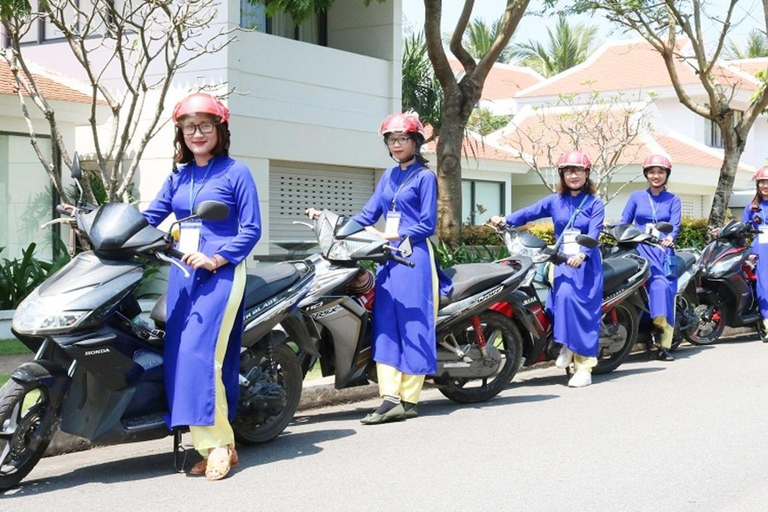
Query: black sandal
[[655, 347, 675, 361]]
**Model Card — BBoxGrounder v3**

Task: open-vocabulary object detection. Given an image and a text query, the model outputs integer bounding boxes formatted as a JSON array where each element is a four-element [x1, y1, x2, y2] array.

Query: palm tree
[[724, 29, 768, 60], [402, 32, 443, 139], [511, 14, 598, 77], [442, 18, 515, 63]]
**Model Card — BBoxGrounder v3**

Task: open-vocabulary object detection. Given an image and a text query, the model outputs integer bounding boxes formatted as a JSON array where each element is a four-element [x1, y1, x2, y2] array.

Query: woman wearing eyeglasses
[[142, 92, 261, 480], [308, 111, 450, 423], [490, 150, 604, 387]]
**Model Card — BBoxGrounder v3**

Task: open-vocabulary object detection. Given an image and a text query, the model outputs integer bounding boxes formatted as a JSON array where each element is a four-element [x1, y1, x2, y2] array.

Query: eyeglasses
[[182, 122, 215, 136], [562, 168, 587, 176], [385, 136, 412, 146]]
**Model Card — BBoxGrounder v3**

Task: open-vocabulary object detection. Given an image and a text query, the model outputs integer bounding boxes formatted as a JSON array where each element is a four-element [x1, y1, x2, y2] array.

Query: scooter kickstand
[[173, 428, 184, 473]]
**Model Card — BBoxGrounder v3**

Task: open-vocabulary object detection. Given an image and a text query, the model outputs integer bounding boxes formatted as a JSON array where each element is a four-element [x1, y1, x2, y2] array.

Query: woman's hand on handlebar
[[305, 207, 322, 220], [566, 253, 586, 268], [181, 251, 218, 272], [660, 238, 674, 248], [488, 216, 507, 229]]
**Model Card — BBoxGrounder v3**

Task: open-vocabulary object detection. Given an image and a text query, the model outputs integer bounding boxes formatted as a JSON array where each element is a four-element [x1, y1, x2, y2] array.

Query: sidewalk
[[0, 324, 758, 458]]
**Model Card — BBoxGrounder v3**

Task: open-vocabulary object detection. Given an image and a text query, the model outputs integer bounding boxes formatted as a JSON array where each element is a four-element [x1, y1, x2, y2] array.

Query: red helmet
[[379, 111, 426, 139], [557, 150, 592, 172], [643, 154, 672, 173], [172, 93, 230, 125], [754, 166, 768, 181]]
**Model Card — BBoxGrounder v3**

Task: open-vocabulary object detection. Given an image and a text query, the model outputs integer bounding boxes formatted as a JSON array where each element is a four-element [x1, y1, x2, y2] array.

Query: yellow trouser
[[189, 263, 246, 457], [652, 316, 674, 349], [377, 363, 426, 404], [573, 354, 597, 372]]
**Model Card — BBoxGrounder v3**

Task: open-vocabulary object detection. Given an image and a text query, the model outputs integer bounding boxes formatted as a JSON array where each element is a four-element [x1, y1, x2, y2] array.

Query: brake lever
[[156, 252, 191, 278]]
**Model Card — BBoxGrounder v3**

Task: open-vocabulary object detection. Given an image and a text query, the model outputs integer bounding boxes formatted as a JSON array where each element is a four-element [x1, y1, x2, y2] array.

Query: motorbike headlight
[[327, 239, 372, 261], [708, 253, 743, 279], [12, 287, 94, 335]]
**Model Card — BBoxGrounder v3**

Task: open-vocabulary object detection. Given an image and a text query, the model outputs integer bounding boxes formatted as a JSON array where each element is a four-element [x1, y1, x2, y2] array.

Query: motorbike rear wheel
[[438, 312, 523, 404], [0, 379, 59, 490], [685, 298, 725, 345], [594, 303, 638, 375], [232, 343, 302, 445]]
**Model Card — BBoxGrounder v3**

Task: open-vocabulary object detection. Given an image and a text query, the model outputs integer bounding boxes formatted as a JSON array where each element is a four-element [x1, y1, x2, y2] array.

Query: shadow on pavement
[[2, 427, 355, 498], [292, 393, 559, 425]]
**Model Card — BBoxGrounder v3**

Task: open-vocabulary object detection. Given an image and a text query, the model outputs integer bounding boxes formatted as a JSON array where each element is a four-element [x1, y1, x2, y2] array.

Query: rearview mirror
[[71, 153, 82, 180], [575, 235, 598, 249], [656, 222, 673, 234], [195, 200, 229, 221]]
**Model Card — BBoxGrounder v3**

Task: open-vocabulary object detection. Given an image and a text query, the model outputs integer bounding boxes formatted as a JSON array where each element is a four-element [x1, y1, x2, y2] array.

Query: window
[[240, 0, 327, 45], [0, 133, 58, 261], [462, 180, 504, 226], [705, 110, 743, 148]]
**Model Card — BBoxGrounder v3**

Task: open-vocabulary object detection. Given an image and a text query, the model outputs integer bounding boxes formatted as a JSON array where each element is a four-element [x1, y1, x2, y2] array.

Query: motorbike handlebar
[[391, 254, 415, 268], [169, 248, 185, 260]]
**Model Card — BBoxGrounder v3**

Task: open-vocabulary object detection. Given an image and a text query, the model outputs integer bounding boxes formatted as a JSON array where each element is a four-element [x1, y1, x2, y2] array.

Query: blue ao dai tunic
[[506, 192, 604, 357], [352, 161, 451, 375], [742, 202, 768, 318], [621, 189, 681, 324], [142, 156, 261, 428]]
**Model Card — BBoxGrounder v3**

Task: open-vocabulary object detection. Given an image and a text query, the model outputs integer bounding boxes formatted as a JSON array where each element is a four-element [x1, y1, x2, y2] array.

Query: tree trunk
[[707, 124, 746, 228]]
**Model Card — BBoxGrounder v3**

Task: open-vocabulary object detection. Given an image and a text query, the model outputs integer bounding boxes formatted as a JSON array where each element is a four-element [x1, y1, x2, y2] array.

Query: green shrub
[[675, 217, 709, 249], [433, 240, 509, 268], [0, 243, 70, 309]]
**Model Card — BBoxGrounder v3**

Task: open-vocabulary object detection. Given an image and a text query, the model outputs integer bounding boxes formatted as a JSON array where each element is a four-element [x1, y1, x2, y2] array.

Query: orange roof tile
[[496, 106, 750, 172], [422, 123, 523, 162], [726, 57, 768, 77], [1, 59, 92, 104], [449, 59, 543, 100], [517, 39, 758, 98]]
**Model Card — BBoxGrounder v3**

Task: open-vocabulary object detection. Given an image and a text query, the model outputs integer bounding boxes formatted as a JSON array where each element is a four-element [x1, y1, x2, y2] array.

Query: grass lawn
[[0, 338, 30, 356], [305, 360, 324, 381], [0, 375, 8, 387]]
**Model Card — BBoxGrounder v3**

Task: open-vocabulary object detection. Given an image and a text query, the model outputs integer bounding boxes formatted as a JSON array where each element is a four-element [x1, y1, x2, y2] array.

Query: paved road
[[4, 336, 768, 511]]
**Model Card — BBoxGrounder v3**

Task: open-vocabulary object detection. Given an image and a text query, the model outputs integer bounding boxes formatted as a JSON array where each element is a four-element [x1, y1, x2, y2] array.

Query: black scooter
[[686, 220, 764, 344], [0, 157, 317, 490], [295, 210, 531, 404]]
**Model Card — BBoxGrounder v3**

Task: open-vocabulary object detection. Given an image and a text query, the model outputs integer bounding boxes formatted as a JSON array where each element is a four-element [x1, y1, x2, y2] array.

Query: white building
[[432, 39, 764, 222], [1, 0, 403, 261]]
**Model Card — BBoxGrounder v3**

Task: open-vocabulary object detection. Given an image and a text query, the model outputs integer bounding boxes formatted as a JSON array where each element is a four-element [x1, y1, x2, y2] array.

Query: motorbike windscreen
[[613, 223, 646, 242], [89, 203, 156, 258], [315, 210, 340, 255]]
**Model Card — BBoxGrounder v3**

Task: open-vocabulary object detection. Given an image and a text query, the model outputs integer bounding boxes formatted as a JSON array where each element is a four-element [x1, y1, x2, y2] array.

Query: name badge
[[562, 229, 581, 256], [645, 223, 661, 239], [759, 225, 768, 245], [178, 220, 202, 255], [385, 211, 401, 238]]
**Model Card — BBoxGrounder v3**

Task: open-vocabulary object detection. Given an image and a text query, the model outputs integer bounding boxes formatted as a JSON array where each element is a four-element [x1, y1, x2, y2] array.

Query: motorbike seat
[[149, 262, 300, 328], [675, 251, 696, 278], [602, 258, 642, 293], [439, 263, 516, 308], [243, 262, 301, 309]]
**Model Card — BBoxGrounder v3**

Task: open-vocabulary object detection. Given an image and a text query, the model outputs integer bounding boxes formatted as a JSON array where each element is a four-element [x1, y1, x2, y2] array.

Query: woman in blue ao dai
[[741, 167, 768, 341], [620, 155, 680, 361], [492, 150, 604, 388], [307, 111, 450, 423], [142, 93, 261, 480]]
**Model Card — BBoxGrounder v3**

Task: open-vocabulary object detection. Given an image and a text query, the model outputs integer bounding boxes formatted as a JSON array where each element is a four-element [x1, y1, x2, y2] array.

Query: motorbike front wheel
[[438, 312, 523, 404], [232, 343, 302, 445], [0, 378, 59, 490], [594, 303, 638, 375], [685, 298, 725, 345]]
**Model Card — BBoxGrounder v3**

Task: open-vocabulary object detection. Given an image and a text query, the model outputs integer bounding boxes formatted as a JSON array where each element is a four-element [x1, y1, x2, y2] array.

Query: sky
[[402, 0, 766, 54]]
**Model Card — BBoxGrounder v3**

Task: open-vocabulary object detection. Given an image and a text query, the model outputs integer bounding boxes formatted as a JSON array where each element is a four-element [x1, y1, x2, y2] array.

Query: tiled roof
[[448, 59, 544, 100], [422, 124, 523, 162], [726, 57, 768, 77], [517, 39, 759, 98], [493, 105, 751, 172], [1, 59, 93, 104]]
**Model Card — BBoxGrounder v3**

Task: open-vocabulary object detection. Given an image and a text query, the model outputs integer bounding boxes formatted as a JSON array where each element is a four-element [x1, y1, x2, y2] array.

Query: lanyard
[[646, 191, 659, 223], [554, 194, 589, 250], [390, 163, 420, 211], [189, 158, 216, 213]]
